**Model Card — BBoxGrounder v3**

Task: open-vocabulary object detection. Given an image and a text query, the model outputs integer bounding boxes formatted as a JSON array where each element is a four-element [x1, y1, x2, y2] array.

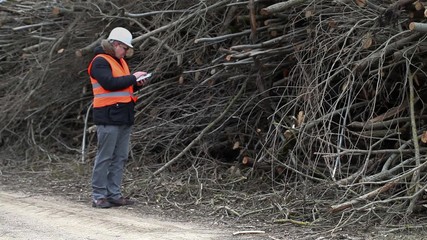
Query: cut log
[[414, 1, 424, 11], [361, 32, 373, 49], [355, 0, 366, 7], [260, 0, 308, 16], [409, 22, 427, 32]]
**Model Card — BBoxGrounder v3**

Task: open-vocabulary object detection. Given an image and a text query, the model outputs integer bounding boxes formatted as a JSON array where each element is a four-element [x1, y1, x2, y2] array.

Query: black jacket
[[89, 46, 140, 126]]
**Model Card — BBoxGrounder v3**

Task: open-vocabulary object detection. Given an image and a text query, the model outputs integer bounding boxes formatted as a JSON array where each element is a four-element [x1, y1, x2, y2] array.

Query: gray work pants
[[91, 125, 131, 201]]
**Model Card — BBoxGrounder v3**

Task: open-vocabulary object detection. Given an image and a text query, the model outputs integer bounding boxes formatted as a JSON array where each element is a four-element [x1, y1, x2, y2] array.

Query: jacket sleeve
[[133, 84, 142, 92], [90, 57, 137, 91]]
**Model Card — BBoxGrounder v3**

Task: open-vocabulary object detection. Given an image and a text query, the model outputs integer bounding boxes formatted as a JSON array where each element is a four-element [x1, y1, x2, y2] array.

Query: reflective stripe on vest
[[87, 54, 137, 108], [95, 91, 132, 98]]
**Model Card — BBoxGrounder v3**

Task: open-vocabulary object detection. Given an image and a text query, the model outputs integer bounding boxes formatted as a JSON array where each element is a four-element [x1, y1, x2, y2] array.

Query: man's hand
[[133, 71, 147, 86]]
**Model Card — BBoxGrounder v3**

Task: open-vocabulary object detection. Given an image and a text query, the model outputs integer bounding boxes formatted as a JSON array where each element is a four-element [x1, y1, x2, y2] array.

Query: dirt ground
[[0, 171, 288, 240], [1, 169, 427, 240], [0, 189, 228, 240]]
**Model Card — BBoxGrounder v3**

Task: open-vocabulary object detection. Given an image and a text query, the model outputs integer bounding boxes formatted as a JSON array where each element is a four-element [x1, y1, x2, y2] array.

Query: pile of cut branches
[[2, 0, 427, 230]]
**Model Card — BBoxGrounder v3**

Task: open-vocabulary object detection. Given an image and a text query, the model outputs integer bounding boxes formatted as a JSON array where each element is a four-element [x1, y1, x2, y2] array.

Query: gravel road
[[2, 187, 423, 240], [0, 190, 230, 240]]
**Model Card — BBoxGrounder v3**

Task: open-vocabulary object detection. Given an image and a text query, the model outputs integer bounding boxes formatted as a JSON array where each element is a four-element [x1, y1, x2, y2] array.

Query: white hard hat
[[107, 27, 133, 48]]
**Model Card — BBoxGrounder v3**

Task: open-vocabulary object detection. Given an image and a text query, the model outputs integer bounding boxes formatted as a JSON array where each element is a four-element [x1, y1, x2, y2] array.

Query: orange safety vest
[[88, 54, 137, 108]]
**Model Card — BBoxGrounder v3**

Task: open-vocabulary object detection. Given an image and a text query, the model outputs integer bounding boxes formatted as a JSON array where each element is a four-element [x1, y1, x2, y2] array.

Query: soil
[[0, 189, 227, 240], [1, 166, 426, 240], [0, 169, 284, 240]]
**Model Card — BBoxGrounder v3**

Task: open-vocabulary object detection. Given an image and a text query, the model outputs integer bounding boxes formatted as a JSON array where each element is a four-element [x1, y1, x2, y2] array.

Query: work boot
[[92, 198, 113, 208], [108, 197, 135, 206]]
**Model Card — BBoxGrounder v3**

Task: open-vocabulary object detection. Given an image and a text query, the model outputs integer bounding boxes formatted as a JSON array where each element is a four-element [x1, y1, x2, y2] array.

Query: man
[[88, 27, 147, 208]]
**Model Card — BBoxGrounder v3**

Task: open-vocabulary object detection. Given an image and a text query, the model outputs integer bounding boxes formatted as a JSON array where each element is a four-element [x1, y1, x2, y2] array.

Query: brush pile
[[2, 0, 427, 229]]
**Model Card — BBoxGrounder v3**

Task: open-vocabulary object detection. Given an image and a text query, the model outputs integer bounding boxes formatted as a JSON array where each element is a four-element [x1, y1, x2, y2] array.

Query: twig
[[273, 218, 311, 225], [81, 103, 93, 164], [194, 26, 268, 44], [125, 10, 191, 18], [406, 67, 421, 214], [12, 21, 65, 31], [211, 206, 241, 217], [232, 230, 265, 236]]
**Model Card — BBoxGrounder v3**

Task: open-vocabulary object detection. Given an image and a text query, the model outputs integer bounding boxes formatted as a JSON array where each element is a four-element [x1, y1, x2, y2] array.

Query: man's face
[[114, 41, 130, 59]]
